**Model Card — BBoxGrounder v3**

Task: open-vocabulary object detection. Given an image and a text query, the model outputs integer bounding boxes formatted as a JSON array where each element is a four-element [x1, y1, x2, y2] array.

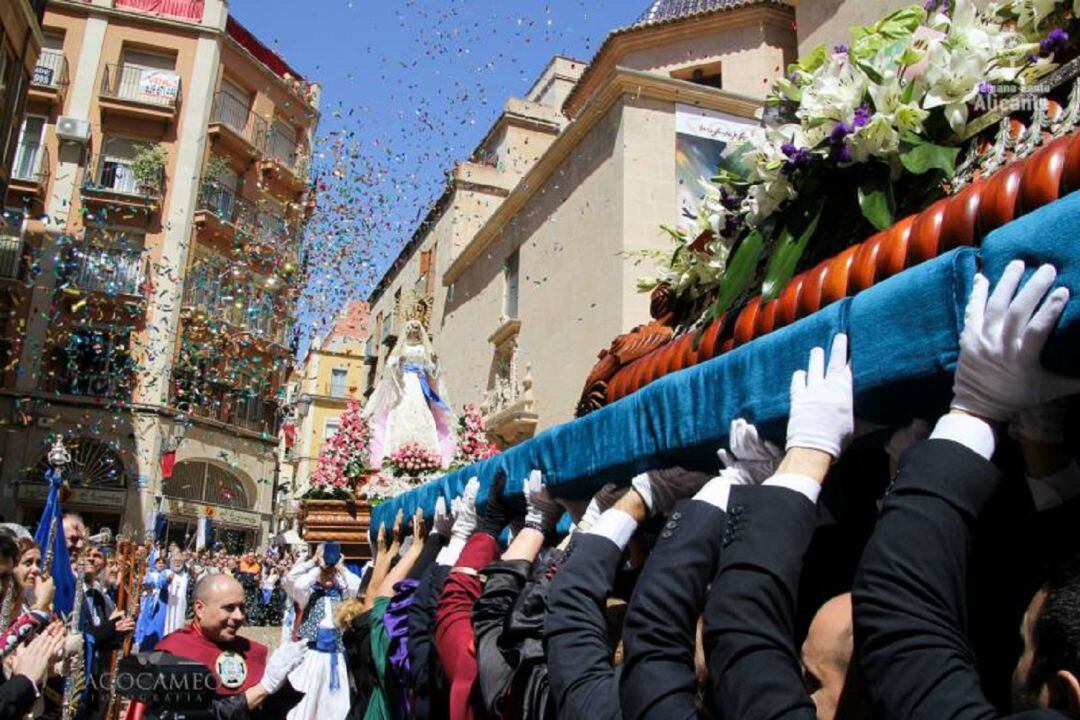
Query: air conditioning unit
[[56, 116, 91, 144]]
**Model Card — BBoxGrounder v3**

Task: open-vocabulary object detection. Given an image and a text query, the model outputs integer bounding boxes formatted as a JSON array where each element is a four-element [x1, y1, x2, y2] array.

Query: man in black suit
[[703, 333, 864, 720], [544, 467, 710, 720], [854, 260, 1080, 719], [618, 418, 782, 720]]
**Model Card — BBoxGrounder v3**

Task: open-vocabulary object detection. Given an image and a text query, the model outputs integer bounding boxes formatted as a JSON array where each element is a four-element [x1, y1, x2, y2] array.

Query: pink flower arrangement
[[304, 401, 371, 499], [454, 404, 499, 466], [384, 442, 442, 478]]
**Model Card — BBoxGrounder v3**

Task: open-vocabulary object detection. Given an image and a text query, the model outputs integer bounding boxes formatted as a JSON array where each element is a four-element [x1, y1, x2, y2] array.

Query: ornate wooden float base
[[299, 499, 373, 563]]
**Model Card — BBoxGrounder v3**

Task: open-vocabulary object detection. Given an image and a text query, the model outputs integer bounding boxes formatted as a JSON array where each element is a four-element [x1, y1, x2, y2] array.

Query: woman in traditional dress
[[284, 542, 361, 720], [133, 554, 169, 651]]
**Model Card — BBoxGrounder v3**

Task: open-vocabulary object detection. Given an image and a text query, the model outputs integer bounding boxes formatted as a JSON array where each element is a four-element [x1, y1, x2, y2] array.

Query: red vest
[[156, 622, 268, 697]]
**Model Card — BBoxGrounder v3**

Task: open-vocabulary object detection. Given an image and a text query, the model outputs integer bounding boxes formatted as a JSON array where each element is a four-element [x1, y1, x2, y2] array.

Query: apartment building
[[0, 0, 45, 201], [276, 299, 369, 529], [0, 0, 319, 550]]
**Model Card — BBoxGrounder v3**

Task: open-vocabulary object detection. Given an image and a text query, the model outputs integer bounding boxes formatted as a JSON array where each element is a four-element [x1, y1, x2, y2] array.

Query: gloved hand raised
[[524, 470, 561, 530], [259, 640, 308, 694], [478, 472, 512, 538], [432, 495, 455, 537], [786, 333, 853, 460], [952, 261, 1078, 422], [717, 418, 782, 484], [450, 477, 480, 542], [631, 466, 713, 517]]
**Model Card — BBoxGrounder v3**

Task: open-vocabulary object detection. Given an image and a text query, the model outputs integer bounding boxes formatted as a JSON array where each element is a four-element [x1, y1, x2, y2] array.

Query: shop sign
[[162, 497, 261, 529], [17, 484, 125, 508]]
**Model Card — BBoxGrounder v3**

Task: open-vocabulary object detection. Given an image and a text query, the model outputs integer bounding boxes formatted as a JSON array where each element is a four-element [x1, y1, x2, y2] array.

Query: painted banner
[[138, 68, 180, 100]]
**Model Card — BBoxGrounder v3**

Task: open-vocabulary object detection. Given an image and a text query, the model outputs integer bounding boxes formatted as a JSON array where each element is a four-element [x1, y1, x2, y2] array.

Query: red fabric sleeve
[[434, 532, 500, 720]]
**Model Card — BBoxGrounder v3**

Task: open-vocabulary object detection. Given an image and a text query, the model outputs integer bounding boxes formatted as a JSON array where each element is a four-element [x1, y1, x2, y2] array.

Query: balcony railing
[[210, 92, 267, 151], [46, 371, 132, 401], [197, 179, 237, 220], [12, 144, 49, 185], [265, 131, 308, 178], [113, 0, 205, 22], [0, 235, 25, 281], [32, 51, 69, 91], [61, 244, 144, 297], [172, 374, 280, 434], [100, 63, 182, 110], [83, 154, 164, 199]]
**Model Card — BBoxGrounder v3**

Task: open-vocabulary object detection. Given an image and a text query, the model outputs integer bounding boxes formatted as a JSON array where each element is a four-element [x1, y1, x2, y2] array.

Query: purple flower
[[829, 121, 853, 163], [853, 105, 872, 128], [978, 80, 995, 96], [781, 142, 813, 176], [833, 44, 849, 55], [922, 0, 947, 11], [1039, 28, 1069, 57], [719, 188, 741, 212]]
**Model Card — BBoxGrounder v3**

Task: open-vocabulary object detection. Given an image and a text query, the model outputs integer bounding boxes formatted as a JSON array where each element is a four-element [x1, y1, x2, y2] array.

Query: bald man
[[150, 574, 309, 720], [801, 594, 867, 720]]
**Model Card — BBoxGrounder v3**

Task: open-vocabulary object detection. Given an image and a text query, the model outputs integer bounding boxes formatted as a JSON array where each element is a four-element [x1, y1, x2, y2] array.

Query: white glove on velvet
[[786, 333, 854, 460], [450, 478, 480, 542], [260, 640, 308, 694], [952, 261, 1078, 421], [717, 418, 782, 484], [523, 470, 561, 530]]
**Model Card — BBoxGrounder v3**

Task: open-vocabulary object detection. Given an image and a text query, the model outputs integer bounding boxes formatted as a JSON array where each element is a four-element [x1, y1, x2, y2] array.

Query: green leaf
[[709, 229, 765, 320], [899, 138, 961, 177], [761, 201, 823, 302], [852, 56, 884, 85], [858, 164, 895, 230]]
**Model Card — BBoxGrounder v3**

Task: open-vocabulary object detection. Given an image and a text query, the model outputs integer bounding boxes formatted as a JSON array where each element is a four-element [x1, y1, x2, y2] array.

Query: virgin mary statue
[[363, 319, 458, 469]]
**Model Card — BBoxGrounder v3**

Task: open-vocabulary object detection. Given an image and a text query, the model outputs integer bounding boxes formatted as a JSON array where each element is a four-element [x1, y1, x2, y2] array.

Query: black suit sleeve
[[0, 675, 38, 720], [473, 558, 531, 717], [543, 534, 623, 720], [408, 563, 450, 720], [619, 499, 726, 720], [704, 484, 818, 720], [852, 439, 1015, 720]]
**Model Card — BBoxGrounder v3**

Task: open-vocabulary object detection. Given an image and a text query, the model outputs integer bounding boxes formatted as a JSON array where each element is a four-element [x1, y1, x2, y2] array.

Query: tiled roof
[[635, 0, 748, 27]]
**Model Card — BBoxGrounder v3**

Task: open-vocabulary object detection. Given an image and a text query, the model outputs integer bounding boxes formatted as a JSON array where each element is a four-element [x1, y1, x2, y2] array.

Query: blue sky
[[226, 0, 640, 348]]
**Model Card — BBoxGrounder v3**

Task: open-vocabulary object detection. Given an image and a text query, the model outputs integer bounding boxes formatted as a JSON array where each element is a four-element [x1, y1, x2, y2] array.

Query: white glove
[[524, 470, 561, 530], [259, 640, 308, 694], [786, 333, 854, 459], [717, 418, 782, 484], [450, 478, 480, 542], [432, 496, 454, 537], [952, 262, 1078, 421]]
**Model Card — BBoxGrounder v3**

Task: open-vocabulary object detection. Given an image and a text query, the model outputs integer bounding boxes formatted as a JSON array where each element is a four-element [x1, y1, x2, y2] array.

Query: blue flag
[[154, 512, 168, 546], [34, 468, 76, 617]]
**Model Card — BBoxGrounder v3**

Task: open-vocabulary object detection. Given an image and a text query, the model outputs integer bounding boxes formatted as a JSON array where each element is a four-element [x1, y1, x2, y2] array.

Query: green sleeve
[[363, 596, 392, 720]]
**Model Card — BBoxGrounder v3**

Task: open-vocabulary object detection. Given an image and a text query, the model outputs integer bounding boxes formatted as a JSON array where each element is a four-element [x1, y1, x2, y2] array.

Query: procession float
[[368, 0, 1080, 531], [299, 293, 498, 559]]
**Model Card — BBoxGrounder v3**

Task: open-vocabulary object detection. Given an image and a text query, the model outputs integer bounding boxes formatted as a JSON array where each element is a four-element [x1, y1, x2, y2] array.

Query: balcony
[[481, 365, 538, 447], [364, 335, 377, 363], [99, 63, 182, 122], [29, 51, 69, 104], [9, 144, 50, 199], [113, 0, 204, 22], [260, 131, 309, 194], [181, 282, 289, 348], [60, 244, 145, 298], [172, 374, 280, 435], [44, 371, 132, 401], [208, 92, 267, 158], [0, 234, 27, 282], [82, 154, 163, 212], [194, 183, 296, 260]]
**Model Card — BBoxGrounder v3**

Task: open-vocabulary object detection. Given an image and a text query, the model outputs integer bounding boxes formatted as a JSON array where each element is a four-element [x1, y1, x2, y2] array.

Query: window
[[94, 136, 141, 194], [48, 325, 133, 398], [417, 247, 436, 294], [217, 77, 252, 132], [164, 461, 252, 509], [66, 227, 145, 296], [29, 438, 127, 488], [503, 250, 519, 319], [13, 116, 47, 181], [267, 120, 298, 166], [42, 31, 64, 52], [115, 48, 179, 105], [672, 62, 723, 90], [330, 368, 348, 398], [325, 418, 341, 442]]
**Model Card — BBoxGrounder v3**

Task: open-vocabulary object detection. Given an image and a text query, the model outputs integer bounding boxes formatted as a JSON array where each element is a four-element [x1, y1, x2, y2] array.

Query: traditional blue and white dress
[[133, 569, 169, 651], [284, 558, 361, 720]]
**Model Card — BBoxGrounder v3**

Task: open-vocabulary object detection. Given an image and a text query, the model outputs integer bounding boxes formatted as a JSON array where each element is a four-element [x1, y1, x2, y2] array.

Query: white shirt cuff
[[930, 413, 996, 460], [694, 476, 736, 511], [763, 473, 822, 504], [1027, 461, 1080, 512], [587, 509, 639, 551]]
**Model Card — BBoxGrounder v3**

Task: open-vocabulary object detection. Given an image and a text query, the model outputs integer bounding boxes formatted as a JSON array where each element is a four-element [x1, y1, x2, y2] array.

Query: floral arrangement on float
[[451, 404, 500, 468], [636, 0, 1079, 328], [302, 401, 371, 500]]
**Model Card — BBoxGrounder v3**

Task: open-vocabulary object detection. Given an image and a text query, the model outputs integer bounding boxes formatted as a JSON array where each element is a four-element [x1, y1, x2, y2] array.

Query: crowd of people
[[0, 262, 1078, 719]]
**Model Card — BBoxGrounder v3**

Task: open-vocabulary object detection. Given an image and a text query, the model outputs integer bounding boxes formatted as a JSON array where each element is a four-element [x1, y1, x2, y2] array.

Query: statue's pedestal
[[299, 487, 373, 562]]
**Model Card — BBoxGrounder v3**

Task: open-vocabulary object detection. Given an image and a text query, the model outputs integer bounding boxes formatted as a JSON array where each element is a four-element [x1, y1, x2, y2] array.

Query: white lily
[[923, 46, 989, 133], [797, 61, 867, 127], [849, 114, 900, 163]]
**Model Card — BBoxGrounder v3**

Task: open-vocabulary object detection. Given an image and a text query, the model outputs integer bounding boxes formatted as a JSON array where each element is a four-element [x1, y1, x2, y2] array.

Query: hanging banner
[[675, 104, 762, 234], [138, 68, 180, 101]]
